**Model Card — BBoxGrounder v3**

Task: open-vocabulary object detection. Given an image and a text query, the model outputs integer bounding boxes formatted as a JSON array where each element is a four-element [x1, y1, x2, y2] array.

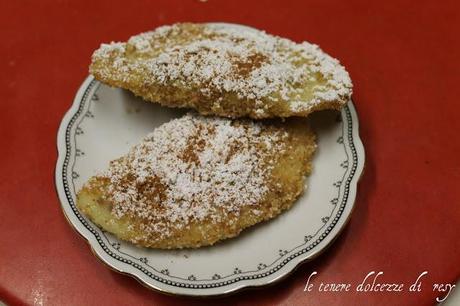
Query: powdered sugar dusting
[[91, 23, 353, 116], [96, 114, 288, 239]]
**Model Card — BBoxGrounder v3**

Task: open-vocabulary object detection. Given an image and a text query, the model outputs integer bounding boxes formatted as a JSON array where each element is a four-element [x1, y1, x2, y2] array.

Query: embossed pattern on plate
[[56, 75, 364, 296]]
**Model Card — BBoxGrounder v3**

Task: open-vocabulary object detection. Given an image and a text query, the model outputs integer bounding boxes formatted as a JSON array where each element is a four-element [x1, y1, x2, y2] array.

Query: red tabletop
[[1, 0, 459, 305]]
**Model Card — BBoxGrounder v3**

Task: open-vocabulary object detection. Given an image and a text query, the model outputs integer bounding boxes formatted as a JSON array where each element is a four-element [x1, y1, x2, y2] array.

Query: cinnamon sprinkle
[[95, 114, 288, 239], [91, 23, 353, 115]]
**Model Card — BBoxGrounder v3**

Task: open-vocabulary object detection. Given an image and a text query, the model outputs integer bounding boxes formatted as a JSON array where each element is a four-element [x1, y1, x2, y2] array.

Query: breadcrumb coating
[[77, 113, 316, 248], [90, 23, 352, 119]]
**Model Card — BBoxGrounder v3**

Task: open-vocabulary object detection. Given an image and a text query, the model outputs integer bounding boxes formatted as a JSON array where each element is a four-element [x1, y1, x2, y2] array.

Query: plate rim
[[55, 75, 365, 297]]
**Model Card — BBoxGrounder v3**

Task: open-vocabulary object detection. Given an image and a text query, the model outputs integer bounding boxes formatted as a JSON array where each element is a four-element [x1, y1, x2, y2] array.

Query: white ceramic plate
[[55, 76, 364, 296]]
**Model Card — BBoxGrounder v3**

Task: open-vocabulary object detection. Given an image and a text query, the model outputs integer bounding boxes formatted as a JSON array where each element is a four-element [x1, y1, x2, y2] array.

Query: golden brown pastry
[[77, 113, 316, 248], [90, 23, 352, 119]]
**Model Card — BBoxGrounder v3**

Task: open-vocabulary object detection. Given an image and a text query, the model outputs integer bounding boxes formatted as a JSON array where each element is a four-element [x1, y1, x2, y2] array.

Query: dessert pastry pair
[[77, 23, 352, 248]]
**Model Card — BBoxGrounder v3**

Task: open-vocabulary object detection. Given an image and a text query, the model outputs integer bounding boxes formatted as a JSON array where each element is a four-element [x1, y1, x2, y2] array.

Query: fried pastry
[[77, 113, 316, 248], [90, 23, 352, 119]]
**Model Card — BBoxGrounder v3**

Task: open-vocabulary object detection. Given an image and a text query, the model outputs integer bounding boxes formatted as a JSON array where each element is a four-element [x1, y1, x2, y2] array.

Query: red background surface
[[1, 0, 459, 305]]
